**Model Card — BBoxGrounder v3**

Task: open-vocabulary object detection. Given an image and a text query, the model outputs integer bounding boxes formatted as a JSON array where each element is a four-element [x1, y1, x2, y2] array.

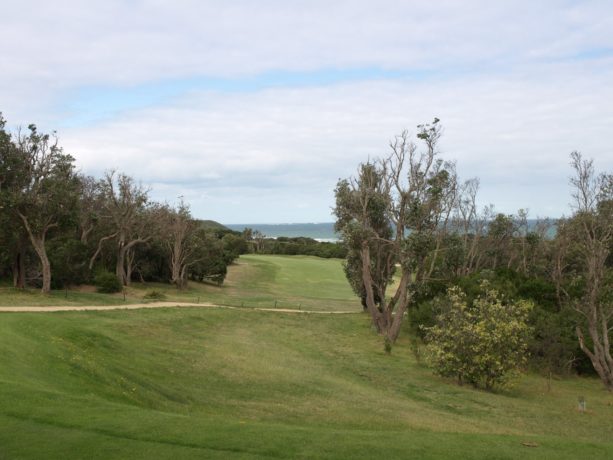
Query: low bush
[[94, 271, 122, 293]]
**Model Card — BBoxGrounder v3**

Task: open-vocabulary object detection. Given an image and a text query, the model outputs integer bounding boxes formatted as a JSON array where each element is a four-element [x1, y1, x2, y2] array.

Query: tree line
[[241, 230, 347, 259], [0, 114, 246, 293], [335, 119, 612, 390]]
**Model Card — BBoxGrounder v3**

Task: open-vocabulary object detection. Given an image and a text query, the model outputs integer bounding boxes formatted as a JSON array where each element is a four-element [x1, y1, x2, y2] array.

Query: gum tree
[[568, 152, 613, 390], [8, 124, 79, 293], [159, 200, 204, 288], [334, 119, 457, 344], [89, 171, 152, 285]]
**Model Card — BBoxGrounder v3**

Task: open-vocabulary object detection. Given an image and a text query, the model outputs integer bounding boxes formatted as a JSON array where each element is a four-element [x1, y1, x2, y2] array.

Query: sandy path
[[0, 302, 357, 314], [0, 301, 213, 312]]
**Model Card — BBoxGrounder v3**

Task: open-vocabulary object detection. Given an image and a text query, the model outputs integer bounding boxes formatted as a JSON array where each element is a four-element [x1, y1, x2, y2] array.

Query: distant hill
[[197, 220, 231, 231]]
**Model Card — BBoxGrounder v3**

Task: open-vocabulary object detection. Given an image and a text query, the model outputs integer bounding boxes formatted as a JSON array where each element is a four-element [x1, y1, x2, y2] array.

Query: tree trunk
[[17, 212, 52, 294], [116, 245, 127, 286], [361, 243, 387, 333], [80, 224, 94, 244], [125, 248, 135, 286], [387, 270, 412, 343], [12, 246, 26, 288], [116, 238, 149, 286], [169, 239, 183, 287], [29, 236, 51, 294], [577, 326, 613, 391]]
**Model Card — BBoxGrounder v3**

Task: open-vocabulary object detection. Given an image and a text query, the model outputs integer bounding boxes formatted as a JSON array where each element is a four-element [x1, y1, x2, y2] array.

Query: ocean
[[225, 223, 339, 241], [225, 219, 558, 241]]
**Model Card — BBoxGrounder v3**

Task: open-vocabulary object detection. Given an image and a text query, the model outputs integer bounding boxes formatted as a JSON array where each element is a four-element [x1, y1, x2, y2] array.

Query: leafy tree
[[529, 304, 583, 377], [190, 230, 228, 285], [3, 123, 79, 293], [76, 174, 102, 245], [222, 233, 247, 263], [336, 162, 396, 312], [425, 283, 533, 389], [334, 119, 457, 344], [159, 201, 205, 288], [0, 115, 29, 287], [47, 236, 89, 288], [89, 171, 152, 286]]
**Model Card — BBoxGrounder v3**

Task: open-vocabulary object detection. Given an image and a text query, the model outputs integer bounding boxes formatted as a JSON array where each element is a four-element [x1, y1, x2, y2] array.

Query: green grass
[[1, 255, 612, 458], [0, 255, 358, 311], [0, 308, 612, 459], [202, 254, 358, 310]]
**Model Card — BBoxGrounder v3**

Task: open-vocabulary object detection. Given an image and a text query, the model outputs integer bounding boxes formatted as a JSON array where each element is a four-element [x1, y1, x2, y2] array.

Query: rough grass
[[0, 308, 612, 459]]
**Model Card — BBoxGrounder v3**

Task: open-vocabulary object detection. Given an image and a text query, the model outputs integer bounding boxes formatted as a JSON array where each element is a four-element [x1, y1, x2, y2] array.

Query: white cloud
[[2, 1, 612, 222], [2, 1, 612, 87], [57, 60, 613, 222]]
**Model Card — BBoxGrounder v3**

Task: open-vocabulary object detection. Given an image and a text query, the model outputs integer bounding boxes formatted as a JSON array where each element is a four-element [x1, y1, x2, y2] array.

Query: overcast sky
[[2, 0, 612, 223]]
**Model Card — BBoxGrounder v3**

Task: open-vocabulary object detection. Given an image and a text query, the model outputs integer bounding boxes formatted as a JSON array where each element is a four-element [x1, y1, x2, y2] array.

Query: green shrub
[[424, 282, 532, 390], [94, 271, 122, 294]]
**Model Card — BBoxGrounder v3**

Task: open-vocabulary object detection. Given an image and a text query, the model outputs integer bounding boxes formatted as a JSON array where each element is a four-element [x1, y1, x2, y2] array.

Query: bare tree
[[569, 151, 613, 390], [450, 179, 494, 276]]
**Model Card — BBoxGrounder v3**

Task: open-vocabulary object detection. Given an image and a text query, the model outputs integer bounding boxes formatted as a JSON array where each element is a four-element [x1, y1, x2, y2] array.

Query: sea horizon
[[224, 218, 559, 241], [225, 222, 339, 241]]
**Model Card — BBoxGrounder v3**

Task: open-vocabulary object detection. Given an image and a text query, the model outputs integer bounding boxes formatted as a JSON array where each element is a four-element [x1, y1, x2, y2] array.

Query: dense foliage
[[334, 119, 455, 344], [424, 284, 532, 389], [243, 234, 347, 259], [337, 120, 612, 389], [0, 113, 242, 292]]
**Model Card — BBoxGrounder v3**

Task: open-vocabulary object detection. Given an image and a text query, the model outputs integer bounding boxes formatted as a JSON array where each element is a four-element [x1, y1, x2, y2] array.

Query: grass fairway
[[1, 255, 612, 458], [1, 307, 612, 459], [0, 255, 358, 311]]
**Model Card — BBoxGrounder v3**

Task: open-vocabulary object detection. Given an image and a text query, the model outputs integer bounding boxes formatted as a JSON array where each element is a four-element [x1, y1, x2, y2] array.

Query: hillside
[[0, 256, 612, 459], [197, 219, 232, 231]]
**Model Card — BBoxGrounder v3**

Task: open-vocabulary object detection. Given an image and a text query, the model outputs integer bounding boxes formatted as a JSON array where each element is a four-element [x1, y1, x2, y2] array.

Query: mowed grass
[[0, 308, 612, 459], [205, 255, 358, 310], [1, 255, 612, 458], [0, 255, 358, 311]]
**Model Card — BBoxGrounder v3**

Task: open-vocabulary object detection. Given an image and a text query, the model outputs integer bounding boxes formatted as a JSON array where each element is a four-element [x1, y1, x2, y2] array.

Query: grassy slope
[[0, 308, 612, 459], [0, 255, 612, 458], [0, 255, 357, 311]]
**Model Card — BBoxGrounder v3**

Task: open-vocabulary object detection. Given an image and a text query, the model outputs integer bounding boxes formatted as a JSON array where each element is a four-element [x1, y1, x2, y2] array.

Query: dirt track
[[0, 302, 357, 314]]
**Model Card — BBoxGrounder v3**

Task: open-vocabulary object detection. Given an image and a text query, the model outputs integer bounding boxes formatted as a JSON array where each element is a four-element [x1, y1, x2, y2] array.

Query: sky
[[1, 0, 612, 224]]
